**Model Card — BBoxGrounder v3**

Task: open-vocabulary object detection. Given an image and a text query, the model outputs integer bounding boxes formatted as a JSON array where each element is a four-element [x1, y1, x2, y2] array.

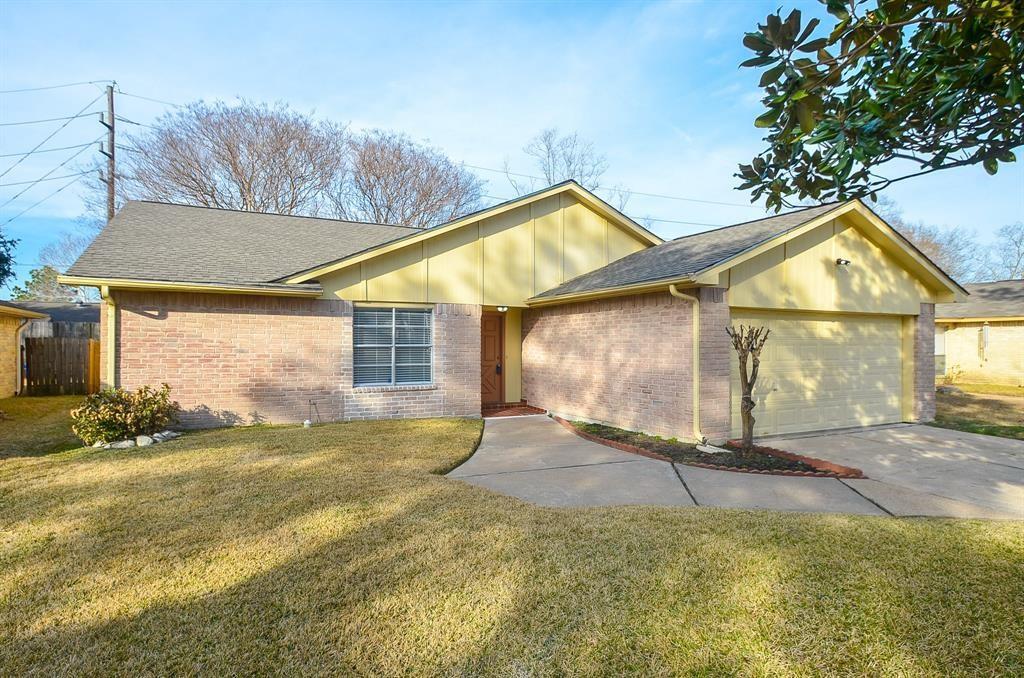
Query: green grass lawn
[[933, 389, 1024, 440], [0, 395, 84, 459], [949, 381, 1024, 398], [1, 418, 1022, 675]]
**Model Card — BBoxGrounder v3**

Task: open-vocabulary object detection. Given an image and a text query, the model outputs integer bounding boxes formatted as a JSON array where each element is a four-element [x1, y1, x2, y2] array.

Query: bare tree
[[507, 128, 608, 195], [871, 196, 983, 283], [329, 130, 483, 228], [122, 101, 347, 214], [37, 229, 100, 300], [726, 325, 770, 451], [982, 222, 1024, 280]]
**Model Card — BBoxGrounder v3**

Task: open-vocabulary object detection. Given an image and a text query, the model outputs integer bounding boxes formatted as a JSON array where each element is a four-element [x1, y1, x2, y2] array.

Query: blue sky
[[1, 0, 1021, 296]]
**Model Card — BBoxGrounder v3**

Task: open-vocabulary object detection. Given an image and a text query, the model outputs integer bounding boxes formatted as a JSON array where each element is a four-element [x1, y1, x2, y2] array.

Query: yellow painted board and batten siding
[[728, 215, 939, 316], [318, 193, 648, 307]]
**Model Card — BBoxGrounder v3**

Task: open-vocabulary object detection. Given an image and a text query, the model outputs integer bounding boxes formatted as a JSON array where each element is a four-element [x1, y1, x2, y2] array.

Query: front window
[[353, 307, 433, 386]]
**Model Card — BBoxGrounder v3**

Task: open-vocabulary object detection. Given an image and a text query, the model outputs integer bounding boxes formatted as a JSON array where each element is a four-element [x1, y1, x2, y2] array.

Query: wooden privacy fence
[[21, 337, 101, 396]]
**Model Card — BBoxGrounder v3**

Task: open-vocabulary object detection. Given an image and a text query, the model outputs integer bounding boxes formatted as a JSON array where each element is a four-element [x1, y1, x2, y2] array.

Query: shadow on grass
[[2, 419, 1022, 675]]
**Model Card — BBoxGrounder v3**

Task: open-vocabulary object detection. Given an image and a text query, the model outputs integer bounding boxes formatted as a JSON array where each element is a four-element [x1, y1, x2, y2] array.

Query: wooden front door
[[481, 312, 504, 405]]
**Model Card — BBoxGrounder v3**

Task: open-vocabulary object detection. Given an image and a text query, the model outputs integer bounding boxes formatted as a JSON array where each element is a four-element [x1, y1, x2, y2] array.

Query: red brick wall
[[522, 292, 696, 439], [111, 291, 480, 428], [914, 302, 936, 421]]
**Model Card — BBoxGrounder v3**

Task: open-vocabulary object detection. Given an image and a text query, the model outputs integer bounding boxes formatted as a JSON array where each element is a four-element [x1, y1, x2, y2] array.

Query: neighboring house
[[15, 301, 101, 341], [60, 181, 965, 440], [935, 280, 1024, 386], [0, 301, 48, 397]]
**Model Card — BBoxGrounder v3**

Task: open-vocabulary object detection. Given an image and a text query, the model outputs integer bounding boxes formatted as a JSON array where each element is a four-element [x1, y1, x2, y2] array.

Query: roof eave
[[0, 305, 48, 319], [526, 276, 695, 307], [58, 275, 324, 298]]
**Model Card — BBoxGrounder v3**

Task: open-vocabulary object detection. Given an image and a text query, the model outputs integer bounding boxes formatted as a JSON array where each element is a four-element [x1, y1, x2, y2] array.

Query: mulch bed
[[556, 417, 864, 478]]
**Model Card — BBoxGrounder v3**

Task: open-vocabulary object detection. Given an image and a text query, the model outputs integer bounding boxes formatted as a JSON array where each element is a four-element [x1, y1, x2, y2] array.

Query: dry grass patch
[[934, 390, 1024, 440], [1, 418, 1022, 675], [0, 396, 84, 459]]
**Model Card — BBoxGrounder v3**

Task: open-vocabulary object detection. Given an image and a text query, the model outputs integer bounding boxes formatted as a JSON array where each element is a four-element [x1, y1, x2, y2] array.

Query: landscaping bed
[[562, 418, 863, 477]]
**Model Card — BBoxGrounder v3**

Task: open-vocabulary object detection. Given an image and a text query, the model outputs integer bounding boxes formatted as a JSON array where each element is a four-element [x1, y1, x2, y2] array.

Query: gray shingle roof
[[534, 202, 845, 299], [936, 280, 1024, 319], [10, 301, 99, 323], [67, 201, 417, 286]]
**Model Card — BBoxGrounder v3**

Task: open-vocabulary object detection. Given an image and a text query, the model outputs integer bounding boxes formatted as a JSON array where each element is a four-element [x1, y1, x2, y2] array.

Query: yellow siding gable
[[319, 193, 649, 305], [727, 215, 940, 315]]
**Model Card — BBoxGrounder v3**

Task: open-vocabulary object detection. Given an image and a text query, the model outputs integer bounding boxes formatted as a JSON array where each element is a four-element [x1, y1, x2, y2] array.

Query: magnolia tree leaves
[[737, 0, 1024, 210]]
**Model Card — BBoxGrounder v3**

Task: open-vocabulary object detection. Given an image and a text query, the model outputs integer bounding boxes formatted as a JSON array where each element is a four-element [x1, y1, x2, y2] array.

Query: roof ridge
[[670, 201, 845, 243], [129, 200, 419, 230]]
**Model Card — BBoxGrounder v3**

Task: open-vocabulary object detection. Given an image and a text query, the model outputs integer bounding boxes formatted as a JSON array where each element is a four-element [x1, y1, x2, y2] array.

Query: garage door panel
[[731, 312, 903, 437]]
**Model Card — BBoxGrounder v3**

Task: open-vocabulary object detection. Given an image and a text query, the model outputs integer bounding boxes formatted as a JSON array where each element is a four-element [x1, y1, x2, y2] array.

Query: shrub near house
[[71, 384, 180, 445]]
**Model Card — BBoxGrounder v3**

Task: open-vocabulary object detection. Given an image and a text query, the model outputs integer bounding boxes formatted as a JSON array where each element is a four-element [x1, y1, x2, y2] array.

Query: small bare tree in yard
[[726, 325, 771, 451]]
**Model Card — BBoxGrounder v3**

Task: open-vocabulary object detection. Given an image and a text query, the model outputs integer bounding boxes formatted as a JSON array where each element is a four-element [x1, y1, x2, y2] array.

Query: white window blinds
[[353, 307, 433, 386]]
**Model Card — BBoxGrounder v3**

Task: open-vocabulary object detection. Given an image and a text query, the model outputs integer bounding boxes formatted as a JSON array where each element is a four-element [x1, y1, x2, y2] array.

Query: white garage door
[[730, 311, 903, 437]]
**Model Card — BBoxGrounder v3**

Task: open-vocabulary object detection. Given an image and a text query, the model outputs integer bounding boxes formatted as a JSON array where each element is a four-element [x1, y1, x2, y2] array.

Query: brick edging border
[[551, 416, 865, 479]]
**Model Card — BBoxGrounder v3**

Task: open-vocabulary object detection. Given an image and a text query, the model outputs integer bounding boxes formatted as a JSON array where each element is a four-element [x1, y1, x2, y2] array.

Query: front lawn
[[951, 382, 1024, 398], [933, 389, 1024, 440], [0, 395, 84, 459], [2, 419, 1022, 675]]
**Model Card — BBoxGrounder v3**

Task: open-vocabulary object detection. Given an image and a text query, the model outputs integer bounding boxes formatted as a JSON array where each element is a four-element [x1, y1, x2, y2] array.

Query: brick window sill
[[352, 384, 437, 393]]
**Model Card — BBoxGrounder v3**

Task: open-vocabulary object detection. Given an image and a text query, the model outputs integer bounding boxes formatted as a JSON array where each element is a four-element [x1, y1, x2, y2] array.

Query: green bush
[[71, 384, 181, 445]]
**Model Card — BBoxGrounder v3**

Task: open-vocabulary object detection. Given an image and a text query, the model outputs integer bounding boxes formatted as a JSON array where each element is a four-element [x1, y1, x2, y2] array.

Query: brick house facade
[[109, 291, 480, 428], [521, 289, 732, 441]]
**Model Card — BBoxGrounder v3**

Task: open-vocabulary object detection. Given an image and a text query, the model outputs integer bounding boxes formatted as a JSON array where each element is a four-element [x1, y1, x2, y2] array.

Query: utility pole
[[99, 83, 115, 222]]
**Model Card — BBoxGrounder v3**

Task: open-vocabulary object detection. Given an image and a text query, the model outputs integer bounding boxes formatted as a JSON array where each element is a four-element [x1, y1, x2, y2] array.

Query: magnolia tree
[[726, 325, 771, 451]]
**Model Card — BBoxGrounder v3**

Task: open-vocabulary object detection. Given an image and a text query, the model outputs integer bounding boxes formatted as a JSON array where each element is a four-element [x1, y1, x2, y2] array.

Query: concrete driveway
[[771, 424, 1024, 519], [449, 416, 1018, 518]]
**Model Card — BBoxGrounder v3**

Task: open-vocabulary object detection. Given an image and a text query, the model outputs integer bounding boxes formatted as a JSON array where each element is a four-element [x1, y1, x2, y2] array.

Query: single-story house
[[60, 181, 965, 441], [935, 279, 1024, 386], [0, 300, 48, 397]]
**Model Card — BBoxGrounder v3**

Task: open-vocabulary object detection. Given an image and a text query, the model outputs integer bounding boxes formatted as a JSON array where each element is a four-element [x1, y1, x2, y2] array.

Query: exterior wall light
[[496, 306, 509, 312], [836, 258, 852, 266]]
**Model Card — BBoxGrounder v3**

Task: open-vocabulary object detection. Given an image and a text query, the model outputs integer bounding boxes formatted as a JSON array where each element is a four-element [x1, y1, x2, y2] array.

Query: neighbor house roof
[[8, 301, 99, 323], [936, 280, 1024, 320], [533, 202, 846, 299], [0, 300, 49, 319], [65, 201, 418, 289]]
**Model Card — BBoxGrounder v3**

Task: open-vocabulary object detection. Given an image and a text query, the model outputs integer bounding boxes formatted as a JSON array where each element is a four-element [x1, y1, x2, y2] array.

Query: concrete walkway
[[771, 424, 1024, 518], [448, 416, 1020, 519]]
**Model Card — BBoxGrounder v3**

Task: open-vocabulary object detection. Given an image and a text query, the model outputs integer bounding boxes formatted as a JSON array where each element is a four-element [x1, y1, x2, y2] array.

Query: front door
[[481, 312, 504, 405]]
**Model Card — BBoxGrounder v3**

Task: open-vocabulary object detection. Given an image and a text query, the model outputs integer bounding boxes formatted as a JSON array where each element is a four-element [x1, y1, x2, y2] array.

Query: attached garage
[[730, 311, 904, 437]]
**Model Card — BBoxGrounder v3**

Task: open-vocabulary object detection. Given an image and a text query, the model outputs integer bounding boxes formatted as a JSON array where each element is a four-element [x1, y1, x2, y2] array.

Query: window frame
[[352, 306, 434, 387]]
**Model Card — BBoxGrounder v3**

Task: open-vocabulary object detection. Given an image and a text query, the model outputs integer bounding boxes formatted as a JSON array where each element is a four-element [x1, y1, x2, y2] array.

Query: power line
[[0, 139, 100, 209], [0, 141, 98, 159], [0, 171, 91, 187], [115, 89, 181, 108], [469, 163, 758, 209], [1, 173, 85, 227], [0, 112, 100, 127], [0, 80, 113, 94], [0, 91, 105, 179]]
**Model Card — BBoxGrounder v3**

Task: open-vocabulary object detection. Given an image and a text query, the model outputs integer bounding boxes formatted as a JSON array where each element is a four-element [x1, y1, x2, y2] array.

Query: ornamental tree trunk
[[726, 325, 770, 452]]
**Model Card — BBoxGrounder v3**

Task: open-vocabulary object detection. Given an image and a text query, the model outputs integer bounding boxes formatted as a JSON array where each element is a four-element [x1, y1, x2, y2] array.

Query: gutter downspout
[[100, 285, 116, 388], [14, 318, 30, 395], [669, 284, 707, 444]]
